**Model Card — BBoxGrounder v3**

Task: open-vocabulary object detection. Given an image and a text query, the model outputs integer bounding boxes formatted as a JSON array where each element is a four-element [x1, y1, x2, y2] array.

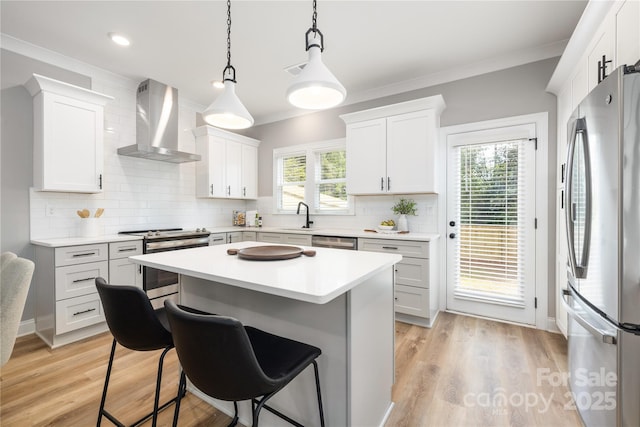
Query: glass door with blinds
[[446, 124, 537, 325]]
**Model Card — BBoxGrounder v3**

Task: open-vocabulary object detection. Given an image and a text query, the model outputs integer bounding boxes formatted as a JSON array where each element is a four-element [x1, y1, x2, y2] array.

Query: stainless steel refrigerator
[[563, 61, 640, 427], [562, 64, 640, 427]]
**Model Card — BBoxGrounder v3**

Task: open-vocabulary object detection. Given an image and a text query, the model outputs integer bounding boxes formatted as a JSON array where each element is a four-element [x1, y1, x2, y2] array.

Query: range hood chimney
[[117, 79, 201, 163]]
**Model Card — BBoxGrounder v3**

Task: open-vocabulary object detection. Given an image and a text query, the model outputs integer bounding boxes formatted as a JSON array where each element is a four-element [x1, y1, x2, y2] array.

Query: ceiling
[[1, 1, 587, 125]]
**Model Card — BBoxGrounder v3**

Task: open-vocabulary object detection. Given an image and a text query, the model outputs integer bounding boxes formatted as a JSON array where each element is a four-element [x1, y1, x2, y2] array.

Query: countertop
[[31, 234, 144, 247], [30, 227, 438, 248], [209, 226, 440, 242], [129, 241, 402, 304]]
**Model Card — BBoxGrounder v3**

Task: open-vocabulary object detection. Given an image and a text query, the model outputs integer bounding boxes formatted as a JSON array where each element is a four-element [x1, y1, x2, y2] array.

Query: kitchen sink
[[277, 228, 316, 232]]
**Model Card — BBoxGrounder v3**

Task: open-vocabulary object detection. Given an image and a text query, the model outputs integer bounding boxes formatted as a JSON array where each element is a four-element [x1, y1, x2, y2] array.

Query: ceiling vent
[[284, 62, 307, 76]]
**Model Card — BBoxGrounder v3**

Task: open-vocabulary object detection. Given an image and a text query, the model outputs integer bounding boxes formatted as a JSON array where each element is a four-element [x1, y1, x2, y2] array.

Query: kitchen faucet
[[296, 201, 313, 229]]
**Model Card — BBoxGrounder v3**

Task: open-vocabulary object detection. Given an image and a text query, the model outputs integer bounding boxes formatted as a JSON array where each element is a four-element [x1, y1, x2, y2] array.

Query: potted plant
[[391, 198, 417, 232]]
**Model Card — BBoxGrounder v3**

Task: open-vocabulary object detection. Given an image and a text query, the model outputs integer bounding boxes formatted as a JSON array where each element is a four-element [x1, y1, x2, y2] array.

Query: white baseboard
[[546, 317, 561, 334], [17, 318, 35, 337]]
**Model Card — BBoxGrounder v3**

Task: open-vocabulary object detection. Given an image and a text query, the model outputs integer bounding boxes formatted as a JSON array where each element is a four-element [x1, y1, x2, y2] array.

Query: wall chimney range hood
[[117, 79, 201, 163]]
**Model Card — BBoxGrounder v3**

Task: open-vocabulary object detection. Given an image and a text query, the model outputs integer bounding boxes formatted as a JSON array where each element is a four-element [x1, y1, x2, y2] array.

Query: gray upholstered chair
[[1, 253, 35, 366]]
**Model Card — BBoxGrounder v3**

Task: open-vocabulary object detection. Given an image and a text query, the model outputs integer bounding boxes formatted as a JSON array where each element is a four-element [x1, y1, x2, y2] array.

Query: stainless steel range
[[119, 228, 211, 308]]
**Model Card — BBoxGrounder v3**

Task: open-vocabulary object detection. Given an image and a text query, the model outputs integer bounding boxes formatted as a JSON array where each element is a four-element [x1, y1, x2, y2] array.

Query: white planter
[[397, 214, 408, 232]]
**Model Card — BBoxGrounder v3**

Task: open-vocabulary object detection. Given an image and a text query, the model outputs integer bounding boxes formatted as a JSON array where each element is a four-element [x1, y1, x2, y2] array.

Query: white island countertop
[[129, 241, 401, 304]]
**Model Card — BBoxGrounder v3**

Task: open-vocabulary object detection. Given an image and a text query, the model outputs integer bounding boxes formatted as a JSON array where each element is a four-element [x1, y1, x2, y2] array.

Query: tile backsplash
[[254, 194, 439, 233]]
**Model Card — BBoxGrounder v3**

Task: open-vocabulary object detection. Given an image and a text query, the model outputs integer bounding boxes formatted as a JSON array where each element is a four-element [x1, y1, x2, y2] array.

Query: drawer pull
[[382, 246, 398, 250], [118, 247, 137, 253], [72, 252, 96, 258], [73, 308, 96, 316], [72, 277, 96, 284]]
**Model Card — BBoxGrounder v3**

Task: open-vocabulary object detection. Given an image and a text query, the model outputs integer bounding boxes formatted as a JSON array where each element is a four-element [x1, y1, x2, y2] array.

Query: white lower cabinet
[[359, 238, 438, 327], [227, 232, 243, 244], [108, 240, 143, 288], [256, 232, 312, 246], [34, 239, 142, 348]]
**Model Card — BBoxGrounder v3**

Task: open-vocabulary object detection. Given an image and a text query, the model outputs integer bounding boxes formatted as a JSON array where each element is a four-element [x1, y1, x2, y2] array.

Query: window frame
[[273, 139, 354, 215]]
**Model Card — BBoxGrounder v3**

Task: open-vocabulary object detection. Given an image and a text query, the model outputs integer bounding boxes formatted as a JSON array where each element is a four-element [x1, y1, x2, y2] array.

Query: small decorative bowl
[[378, 225, 394, 231]]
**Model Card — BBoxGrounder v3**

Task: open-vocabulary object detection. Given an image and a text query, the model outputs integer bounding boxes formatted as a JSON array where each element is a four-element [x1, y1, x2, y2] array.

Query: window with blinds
[[274, 140, 350, 214], [276, 153, 306, 211], [451, 139, 532, 307]]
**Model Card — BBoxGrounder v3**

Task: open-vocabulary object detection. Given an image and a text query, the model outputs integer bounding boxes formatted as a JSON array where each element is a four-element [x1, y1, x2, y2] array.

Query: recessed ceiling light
[[108, 32, 130, 46], [211, 80, 225, 89]]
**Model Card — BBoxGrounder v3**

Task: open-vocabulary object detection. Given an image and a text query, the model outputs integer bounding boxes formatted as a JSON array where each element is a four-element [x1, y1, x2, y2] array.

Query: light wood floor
[[1, 312, 582, 426]]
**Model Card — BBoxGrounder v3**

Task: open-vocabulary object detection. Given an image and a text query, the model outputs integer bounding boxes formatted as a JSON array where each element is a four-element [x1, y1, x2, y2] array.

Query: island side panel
[[180, 275, 348, 427], [348, 266, 395, 426]]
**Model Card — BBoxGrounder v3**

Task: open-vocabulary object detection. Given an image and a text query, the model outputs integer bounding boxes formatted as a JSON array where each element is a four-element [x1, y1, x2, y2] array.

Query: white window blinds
[[451, 139, 534, 307]]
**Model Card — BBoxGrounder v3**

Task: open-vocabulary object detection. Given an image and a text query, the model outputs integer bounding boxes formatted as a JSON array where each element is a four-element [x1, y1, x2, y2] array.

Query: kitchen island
[[129, 241, 401, 427]]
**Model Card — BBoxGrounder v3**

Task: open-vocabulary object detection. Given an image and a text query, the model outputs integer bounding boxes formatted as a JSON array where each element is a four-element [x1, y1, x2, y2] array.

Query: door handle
[[561, 290, 616, 345]]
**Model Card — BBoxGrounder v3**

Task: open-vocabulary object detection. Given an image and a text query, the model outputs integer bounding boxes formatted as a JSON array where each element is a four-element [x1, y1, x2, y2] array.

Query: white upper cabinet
[[193, 125, 260, 199], [344, 118, 387, 194], [25, 74, 113, 193], [341, 96, 445, 195], [616, 0, 640, 68], [587, 15, 616, 92]]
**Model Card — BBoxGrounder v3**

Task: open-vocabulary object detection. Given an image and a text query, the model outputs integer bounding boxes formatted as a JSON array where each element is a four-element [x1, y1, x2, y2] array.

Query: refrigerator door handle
[[561, 289, 617, 345], [564, 117, 592, 279]]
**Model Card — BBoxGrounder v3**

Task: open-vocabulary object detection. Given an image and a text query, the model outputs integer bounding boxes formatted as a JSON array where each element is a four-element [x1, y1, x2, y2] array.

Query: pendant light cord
[[311, 0, 317, 32], [223, 0, 236, 82], [226, 0, 232, 68], [305, 0, 324, 52]]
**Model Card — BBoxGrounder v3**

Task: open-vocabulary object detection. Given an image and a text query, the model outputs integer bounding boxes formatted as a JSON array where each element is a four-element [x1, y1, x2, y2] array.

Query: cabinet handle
[[99, 174, 103, 190], [227, 185, 231, 196], [561, 163, 565, 183], [387, 177, 390, 191], [382, 246, 398, 250], [210, 184, 214, 195], [73, 308, 96, 316], [117, 247, 137, 253], [139, 265, 142, 274], [72, 252, 96, 258], [72, 276, 96, 283], [381, 177, 384, 191], [243, 187, 246, 197], [597, 55, 612, 83]]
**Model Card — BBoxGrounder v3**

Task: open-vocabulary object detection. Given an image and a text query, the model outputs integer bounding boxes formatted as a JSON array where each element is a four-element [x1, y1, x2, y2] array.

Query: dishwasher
[[311, 235, 358, 250]]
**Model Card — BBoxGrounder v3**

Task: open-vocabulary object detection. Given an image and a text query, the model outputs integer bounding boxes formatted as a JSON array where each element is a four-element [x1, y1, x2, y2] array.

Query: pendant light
[[286, 0, 346, 110], [202, 0, 254, 129]]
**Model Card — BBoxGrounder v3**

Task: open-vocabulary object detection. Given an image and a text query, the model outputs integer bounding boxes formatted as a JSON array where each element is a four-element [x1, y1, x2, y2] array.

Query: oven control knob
[[155, 231, 161, 236], [201, 227, 207, 232], [196, 228, 201, 232], [147, 231, 154, 236]]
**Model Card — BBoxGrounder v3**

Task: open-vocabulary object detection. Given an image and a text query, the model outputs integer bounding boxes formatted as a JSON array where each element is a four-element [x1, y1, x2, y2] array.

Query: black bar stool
[[95, 278, 183, 427], [164, 300, 325, 427]]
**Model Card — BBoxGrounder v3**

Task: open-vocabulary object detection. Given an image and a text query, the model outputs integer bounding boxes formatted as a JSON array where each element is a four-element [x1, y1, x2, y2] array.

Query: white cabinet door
[[109, 258, 142, 288], [241, 143, 258, 199], [40, 94, 104, 193], [194, 126, 260, 199], [587, 16, 616, 92], [571, 65, 589, 110], [387, 110, 437, 193], [227, 232, 243, 244], [346, 118, 387, 194], [26, 74, 112, 194], [226, 142, 242, 198], [616, 0, 640, 69]]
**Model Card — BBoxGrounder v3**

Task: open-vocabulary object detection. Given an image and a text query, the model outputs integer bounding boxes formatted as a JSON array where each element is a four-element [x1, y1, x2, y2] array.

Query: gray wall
[[243, 57, 559, 319], [1, 49, 91, 321]]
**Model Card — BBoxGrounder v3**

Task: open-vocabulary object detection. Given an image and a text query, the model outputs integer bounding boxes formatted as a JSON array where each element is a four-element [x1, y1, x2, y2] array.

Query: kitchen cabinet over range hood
[[118, 79, 201, 163]]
